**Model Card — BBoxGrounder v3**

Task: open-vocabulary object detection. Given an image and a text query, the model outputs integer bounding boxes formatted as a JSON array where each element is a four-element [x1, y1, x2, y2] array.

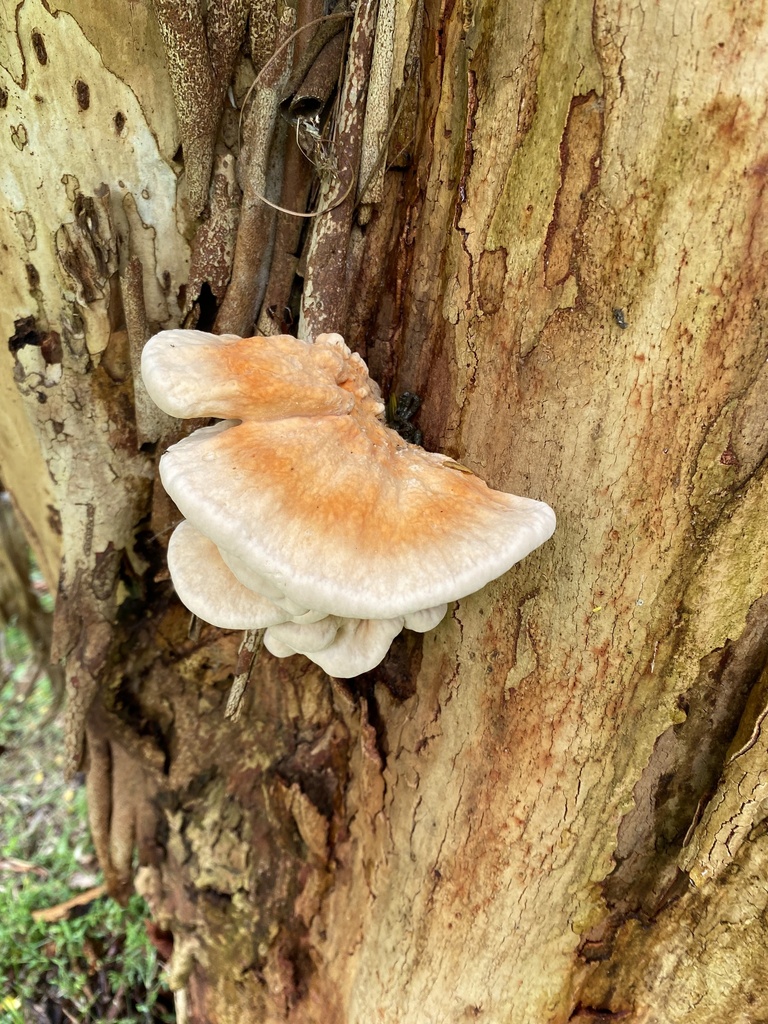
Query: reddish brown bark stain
[[477, 248, 509, 315], [544, 92, 605, 289]]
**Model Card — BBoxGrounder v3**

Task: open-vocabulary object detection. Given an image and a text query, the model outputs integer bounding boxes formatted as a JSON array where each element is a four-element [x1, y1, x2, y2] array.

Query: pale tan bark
[[324, 2, 768, 1021], [1, 0, 767, 1022]]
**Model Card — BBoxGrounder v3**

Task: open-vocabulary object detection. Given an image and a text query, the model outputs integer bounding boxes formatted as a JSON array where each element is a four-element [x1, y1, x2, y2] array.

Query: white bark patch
[[0, 0, 188, 356]]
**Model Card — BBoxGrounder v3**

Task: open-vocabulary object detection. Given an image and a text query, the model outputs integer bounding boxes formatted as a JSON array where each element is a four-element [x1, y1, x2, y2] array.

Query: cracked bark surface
[[1, 0, 768, 1021]]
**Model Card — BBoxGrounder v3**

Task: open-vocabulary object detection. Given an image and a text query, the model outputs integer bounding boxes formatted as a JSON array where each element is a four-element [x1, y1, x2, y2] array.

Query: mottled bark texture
[[1, 0, 768, 1021]]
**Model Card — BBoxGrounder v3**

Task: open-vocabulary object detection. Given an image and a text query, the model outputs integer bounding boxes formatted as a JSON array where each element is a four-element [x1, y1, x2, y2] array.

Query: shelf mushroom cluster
[[141, 330, 556, 677]]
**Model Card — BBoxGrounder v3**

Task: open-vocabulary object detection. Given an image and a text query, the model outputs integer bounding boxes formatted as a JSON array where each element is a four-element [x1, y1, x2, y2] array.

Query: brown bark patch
[[544, 91, 604, 289], [476, 247, 508, 315]]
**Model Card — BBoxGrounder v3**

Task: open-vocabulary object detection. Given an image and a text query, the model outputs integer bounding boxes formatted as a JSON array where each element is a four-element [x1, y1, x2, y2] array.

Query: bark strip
[[299, 0, 380, 339]]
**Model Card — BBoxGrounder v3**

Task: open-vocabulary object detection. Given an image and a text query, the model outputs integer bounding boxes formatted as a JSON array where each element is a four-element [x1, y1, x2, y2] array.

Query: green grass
[[0, 631, 174, 1024]]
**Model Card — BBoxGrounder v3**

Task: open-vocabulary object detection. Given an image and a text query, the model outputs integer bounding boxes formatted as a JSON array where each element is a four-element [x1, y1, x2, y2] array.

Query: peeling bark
[[151, 0, 219, 218], [299, 0, 378, 339], [214, 8, 296, 334]]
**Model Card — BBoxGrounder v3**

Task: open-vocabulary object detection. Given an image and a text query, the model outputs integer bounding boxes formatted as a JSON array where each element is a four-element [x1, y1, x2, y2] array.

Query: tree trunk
[[2, 0, 767, 1021]]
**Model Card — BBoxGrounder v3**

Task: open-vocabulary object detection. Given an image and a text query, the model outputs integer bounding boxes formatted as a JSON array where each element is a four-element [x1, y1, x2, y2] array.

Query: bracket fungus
[[141, 330, 556, 677]]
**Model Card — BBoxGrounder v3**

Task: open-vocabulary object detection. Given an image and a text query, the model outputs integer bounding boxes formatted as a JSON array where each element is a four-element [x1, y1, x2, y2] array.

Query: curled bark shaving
[[257, 0, 324, 335], [357, 0, 423, 225], [151, 0, 218, 217], [214, 10, 296, 334], [299, 0, 380, 339], [357, 0, 394, 207], [346, 0, 423, 357], [249, 0, 279, 71], [207, 0, 250, 106], [282, 31, 346, 125], [186, 151, 242, 307], [230, 14, 355, 221], [280, 2, 350, 105], [256, 134, 313, 335]]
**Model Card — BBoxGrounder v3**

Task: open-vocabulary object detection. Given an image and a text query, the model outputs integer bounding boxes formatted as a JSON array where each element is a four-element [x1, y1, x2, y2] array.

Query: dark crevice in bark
[[568, 1005, 633, 1022], [194, 281, 219, 330], [274, 714, 350, 822], [372, 630, 423, 702], [581, 591, 768, 960], [8, 314, 43, 351]]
